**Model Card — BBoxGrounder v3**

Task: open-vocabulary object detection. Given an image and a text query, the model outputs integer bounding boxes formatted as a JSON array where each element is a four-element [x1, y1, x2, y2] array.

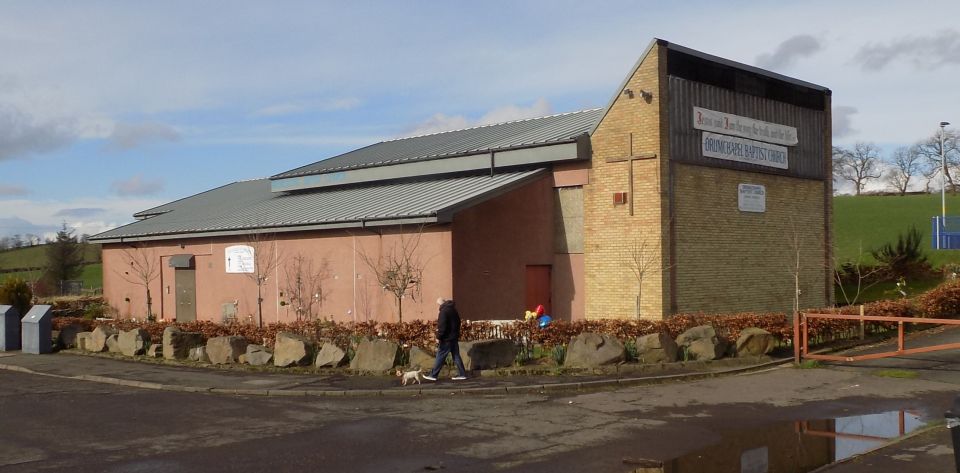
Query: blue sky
[[1, 0, 958, 238]]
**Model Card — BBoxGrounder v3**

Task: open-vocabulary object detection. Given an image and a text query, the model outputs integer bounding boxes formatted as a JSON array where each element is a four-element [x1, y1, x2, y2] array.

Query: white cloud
[[0, 196, 164, 238], [833, 106, 858, 140], [110, 175, 165, 196], [755, 35, 823, 70], [405, 98, 553, 136], [252, 97, 362, 117], [0, 103, 76, 160], [107, 122, 180, 150], [855, 29, 960, 71]]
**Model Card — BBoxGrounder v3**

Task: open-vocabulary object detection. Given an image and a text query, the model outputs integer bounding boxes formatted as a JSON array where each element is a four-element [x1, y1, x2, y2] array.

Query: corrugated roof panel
[[271, 109, 602, 179], [90, 170, 547, 241]]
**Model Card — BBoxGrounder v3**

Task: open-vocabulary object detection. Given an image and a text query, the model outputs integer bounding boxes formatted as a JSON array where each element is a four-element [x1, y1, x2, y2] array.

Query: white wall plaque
[[738, 184, 766, 213], [702, 132, 788, 169], [225, 245, 255, 273], [694, 106, 798, 146]]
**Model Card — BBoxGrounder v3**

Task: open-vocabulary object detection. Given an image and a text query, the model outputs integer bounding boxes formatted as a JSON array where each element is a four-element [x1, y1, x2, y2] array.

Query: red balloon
[[535, 304, 545, 316]]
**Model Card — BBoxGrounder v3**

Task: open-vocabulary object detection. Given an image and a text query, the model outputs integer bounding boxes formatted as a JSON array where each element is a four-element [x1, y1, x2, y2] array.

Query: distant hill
[[834, 193, 960, 268], [0, 243, 102, 289]]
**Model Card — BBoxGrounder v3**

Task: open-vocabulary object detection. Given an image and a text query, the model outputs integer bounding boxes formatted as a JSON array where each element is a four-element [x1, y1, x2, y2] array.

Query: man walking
[[423, 297, 468, 381]]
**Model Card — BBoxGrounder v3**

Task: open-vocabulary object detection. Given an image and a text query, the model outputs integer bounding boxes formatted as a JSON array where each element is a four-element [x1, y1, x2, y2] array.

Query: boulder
[[636, 332, 679, 364], [57, 324, 85, 349], [676, 325, 724, 361], [206, 336, 249, 364], [736, 328, 776, 357], [105, 334, 121, 353], [564, 333, 625, 368], [408, 346, 436, 371], [314, 343, 348, 368], [460, 339, 518, 370], [89, 326, 118, 352], [273, 332, 314, 367], [146, 344, 162, 358], [117, 328, 151, 356], [243, 344, 273, 366], [76, 332, 93, 351], [189, 346, 210, 363], [162, 326, 204, 360], [349, 339, 400, 372]]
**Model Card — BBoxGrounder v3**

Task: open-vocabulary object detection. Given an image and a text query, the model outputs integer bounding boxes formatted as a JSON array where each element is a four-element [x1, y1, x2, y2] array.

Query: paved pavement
[[2, 330, 960, 472]]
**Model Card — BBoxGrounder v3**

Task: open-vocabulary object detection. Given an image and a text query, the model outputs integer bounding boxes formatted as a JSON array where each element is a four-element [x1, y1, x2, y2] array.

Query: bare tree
[[116, 244, 161, 320], [884, 146, 925, 196], [622, 233, 669, 320], [356, 226, 425, 323], [832, 242, 883, 306], [282, 253, 331, 321], [244, 233, 283, 328], [786, 222, 804, 316], [833, 143, 882, 195], [917, 126, 960, 192]]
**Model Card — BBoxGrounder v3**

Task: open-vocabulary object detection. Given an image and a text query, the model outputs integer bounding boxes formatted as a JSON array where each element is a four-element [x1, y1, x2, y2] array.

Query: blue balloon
[[538, 315, 552, 328]]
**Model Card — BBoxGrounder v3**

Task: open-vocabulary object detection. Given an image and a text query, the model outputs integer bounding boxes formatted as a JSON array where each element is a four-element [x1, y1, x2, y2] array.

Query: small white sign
[[694, 106, 798, 146], [225, 245, 255, 273], [738, 184, 766, 213], [702, 132, 789, 170]]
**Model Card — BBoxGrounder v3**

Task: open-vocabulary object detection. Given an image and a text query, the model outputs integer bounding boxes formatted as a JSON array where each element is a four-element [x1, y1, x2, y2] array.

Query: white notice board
[[225, 245, 255, 273], [738, 184, 766, 213]]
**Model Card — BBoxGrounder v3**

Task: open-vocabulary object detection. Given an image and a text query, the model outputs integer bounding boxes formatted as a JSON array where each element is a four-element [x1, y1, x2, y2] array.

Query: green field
[[833, 193, 960, 268], [0, 243, 102, 290]]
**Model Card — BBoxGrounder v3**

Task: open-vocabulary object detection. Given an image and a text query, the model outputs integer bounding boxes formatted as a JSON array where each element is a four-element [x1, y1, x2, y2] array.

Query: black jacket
[[436, 300, 461, 342]]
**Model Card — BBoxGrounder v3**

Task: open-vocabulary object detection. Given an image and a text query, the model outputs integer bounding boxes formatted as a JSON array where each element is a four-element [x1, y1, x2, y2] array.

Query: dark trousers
[[430, 340, 467, 377]]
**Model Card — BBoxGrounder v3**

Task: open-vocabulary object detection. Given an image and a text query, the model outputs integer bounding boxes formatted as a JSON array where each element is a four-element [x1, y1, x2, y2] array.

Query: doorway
[[175, 269, 196, 322]]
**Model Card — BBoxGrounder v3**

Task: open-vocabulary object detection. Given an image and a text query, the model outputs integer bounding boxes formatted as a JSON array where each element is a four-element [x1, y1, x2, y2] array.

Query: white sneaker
[[422, 375, 437, 381], [451, 376, 467, 381]]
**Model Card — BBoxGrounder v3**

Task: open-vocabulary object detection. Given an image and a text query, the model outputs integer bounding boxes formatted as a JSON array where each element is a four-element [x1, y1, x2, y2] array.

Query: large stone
[[636, 332, 679, 364], [314, 343, 348, 368], [162, 326, 204, 360], [676, 325, 724, 361], [736, 327, 777, 357], [408, 346, 436, 371], [349, 339, 400, 372], [206, 336, 249, 364], [105, 334, 121, 353], [564, 333, 625, 368], [189, 345, 210, 363], [89, 326, 117, 352], [273, 332, 314, 367], [76, 332, 93, 351], [117, 328, 151, 356], [57, 323, 86, 349], [243, 344, 273, 366], [460, 339, 518, 370]]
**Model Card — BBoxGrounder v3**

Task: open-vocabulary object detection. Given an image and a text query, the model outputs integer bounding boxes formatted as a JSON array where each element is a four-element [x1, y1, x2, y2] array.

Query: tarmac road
[[2, 350, 960, 473]]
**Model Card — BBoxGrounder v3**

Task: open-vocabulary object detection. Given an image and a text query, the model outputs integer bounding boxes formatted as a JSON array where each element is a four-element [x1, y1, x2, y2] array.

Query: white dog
[[396, 368, 423, 386]]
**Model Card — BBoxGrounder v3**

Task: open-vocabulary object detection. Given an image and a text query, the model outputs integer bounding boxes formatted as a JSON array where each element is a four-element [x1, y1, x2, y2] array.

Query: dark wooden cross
[[603, 132, 656, 216]]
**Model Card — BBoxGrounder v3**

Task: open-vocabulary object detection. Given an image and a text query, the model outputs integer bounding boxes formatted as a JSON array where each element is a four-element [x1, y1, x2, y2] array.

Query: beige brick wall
[[584, 44, 672, 320], [672, 164, 828, 314]]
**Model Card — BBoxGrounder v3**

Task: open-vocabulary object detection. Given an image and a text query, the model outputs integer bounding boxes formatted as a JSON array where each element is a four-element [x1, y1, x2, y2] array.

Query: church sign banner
[[701, 132, 789, 169], [693, 106, 798, 146]]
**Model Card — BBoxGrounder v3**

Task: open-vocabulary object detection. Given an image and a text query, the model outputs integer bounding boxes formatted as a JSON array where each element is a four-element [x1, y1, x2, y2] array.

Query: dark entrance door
[[175, 269, 197, 322], [525, 265, 551, 314]]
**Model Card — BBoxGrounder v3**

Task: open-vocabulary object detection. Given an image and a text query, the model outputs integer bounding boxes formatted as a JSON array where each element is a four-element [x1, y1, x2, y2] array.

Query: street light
[[943, 121, 951, 223]]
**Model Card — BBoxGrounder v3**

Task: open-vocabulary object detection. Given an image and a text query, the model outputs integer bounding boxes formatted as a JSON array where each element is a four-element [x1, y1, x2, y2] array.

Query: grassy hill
[[0, 243, 102, 290], [833, 193, 960, 268]]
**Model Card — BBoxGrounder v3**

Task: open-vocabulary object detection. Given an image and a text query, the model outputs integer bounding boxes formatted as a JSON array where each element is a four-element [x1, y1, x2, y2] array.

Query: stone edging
[[0, 356, 793, 398]]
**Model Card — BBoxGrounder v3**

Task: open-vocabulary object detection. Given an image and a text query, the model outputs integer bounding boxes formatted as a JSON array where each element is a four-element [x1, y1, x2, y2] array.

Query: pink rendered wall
[[101, 226, 453, 324], [452, 175, 562, 320]]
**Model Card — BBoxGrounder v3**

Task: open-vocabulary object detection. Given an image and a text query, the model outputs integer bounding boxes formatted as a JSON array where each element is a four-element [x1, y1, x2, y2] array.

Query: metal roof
[[90, 169, 547, 242], [271, 109, 602, 180]]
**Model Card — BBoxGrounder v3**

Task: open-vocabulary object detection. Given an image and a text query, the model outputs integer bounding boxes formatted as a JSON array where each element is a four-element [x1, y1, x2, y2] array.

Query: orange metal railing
[[795, 311, 960, 364]]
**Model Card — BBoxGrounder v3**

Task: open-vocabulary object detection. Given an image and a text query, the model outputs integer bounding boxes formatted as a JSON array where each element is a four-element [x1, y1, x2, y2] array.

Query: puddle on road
[[627, 410, 927, 473]]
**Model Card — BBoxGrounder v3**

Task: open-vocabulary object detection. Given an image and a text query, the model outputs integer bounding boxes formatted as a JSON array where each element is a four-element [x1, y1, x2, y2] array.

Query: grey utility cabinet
[[21, 305, 52, 354], [0, 305, 20, 351]]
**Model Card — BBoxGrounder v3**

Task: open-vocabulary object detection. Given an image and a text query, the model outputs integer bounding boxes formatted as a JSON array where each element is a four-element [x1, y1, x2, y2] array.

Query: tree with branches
[[357, 227, 424, 323], [917, 126, 960, 193], [833, 143, 882, 195], [116, 244, 161, 320], [622, 232, 669, 320], [282, 253, 331, 321], [244, 233, 282, 328], [884, 146, 925, 196]]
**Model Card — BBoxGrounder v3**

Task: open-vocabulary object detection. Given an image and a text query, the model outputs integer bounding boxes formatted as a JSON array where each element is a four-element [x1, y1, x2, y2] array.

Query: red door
[[525, 265, 551, 314]]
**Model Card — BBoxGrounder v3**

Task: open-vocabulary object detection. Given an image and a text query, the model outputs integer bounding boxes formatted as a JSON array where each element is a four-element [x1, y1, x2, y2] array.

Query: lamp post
[[943, 121, 951, 224]]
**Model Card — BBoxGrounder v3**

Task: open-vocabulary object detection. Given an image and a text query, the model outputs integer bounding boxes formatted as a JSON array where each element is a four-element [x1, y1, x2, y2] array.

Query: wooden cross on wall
[[604, 132, 656, 216]]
